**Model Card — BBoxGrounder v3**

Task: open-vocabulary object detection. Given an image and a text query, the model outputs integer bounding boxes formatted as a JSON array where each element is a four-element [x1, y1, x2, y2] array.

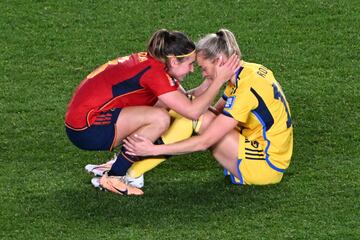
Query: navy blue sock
[[108, 138, 168, 176], [108, 146, 143, 176]]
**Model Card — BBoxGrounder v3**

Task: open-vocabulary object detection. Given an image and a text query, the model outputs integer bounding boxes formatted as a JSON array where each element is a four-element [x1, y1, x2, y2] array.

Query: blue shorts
[[66, 108, 121, 151]]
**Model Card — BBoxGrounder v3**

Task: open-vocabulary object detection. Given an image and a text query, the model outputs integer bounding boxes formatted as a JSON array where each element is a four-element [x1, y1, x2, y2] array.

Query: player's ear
[[168, 57, 179, 68], [214, 54, 225, 66]]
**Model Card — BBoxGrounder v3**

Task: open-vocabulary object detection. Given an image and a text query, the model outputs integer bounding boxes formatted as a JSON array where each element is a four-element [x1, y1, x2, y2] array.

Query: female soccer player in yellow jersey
[[124, 29, 293, 185]]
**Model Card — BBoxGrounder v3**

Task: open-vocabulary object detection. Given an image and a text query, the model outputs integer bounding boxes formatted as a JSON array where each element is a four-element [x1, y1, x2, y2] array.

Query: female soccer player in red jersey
[[65, 29, 240, 195]]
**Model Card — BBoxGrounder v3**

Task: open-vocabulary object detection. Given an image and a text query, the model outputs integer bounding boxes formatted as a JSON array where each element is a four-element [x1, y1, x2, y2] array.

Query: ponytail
[[147, 29, 195, 63], [196, 28, 241, 60]]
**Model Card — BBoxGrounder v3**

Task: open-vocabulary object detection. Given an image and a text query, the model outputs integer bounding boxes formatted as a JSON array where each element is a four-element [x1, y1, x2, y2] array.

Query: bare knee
[[152, 108, 171, 132], [196, 111, 216, 134]]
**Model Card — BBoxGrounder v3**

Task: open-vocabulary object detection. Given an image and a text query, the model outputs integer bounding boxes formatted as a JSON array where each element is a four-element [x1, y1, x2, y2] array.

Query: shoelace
[[107, 174, 129, 185]]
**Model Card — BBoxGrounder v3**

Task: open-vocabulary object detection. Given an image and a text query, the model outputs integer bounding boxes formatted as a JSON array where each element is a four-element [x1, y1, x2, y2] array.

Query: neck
[[230, 60, 244, 84]]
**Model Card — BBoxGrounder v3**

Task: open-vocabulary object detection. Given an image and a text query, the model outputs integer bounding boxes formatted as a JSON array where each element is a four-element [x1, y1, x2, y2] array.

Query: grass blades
[[1, 1, 359, 239]]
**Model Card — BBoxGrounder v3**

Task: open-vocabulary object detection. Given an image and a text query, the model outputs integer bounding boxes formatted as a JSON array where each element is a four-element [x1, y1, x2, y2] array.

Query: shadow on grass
[[47, 176, 291, 228]]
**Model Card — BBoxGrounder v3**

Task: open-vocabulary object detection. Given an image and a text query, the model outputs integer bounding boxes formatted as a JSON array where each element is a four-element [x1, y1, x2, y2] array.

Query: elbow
[[189, 114, 201, 121], [174, 107, 201, 121], [196, 140, 211, 152], [186, 111, 202, 121], [182, 102, 206, 120]]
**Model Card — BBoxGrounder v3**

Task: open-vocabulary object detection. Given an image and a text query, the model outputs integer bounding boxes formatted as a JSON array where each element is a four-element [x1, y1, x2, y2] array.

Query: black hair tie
[[216, 31, 224, 37]]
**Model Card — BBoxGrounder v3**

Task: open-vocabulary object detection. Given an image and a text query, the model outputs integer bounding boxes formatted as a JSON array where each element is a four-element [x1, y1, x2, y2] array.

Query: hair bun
[[216, 31, 224, 37]]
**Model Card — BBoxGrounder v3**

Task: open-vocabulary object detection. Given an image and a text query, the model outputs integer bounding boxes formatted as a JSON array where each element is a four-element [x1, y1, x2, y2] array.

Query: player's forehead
[[183, 54, 196, 64], [196, 54, 213, 69]]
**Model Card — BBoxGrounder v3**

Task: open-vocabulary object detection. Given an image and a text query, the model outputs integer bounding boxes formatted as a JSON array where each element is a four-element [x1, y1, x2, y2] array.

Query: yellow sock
[[127, 110, 193, 178]]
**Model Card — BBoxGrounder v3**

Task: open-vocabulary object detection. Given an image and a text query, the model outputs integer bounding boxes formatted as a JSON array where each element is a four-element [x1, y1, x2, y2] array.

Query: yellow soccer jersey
[[222, 61, 293, 171]]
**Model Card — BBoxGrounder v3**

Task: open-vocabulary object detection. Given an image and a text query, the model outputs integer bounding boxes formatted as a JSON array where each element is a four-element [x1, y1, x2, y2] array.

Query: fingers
[[225, 54, 240, 71], [133, 134, 147, 142], [123, 134, 154, 156], [125, 134, 146, 145], [218, 55, 237, 72], [219, 54, 239, 72], [213, 54, 240, 83], [123, 139, 136, 155], [123, 136, 136, 147], [125, 151, 136, 156], [223, 54, 234, 66], [123, 135, 142, 155]]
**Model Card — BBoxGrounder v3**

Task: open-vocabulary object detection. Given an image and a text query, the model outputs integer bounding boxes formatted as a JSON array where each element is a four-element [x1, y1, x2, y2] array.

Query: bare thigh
[[197, 111, 240, 177], [114, 106, 170, 146]]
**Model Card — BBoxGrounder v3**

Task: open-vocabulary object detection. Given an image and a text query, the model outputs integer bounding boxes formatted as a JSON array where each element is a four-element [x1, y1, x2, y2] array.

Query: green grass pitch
[[1, 1, 359, 239]]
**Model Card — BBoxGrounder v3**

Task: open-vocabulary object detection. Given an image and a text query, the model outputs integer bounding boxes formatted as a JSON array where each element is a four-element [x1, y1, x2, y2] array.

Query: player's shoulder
[[119, 52, 165, 75], [242, 61, 263, 75], [116, 52, 148, 67], [131, 52, 150, 63], [142, 54, 167, 76], [130, 52, 162, 66], [241, 61, 274, 81]]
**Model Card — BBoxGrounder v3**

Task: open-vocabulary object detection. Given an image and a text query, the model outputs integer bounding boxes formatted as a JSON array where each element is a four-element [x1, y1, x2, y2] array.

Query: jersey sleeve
[[141, 68, 178, 96], [223, 85, 257, 123]]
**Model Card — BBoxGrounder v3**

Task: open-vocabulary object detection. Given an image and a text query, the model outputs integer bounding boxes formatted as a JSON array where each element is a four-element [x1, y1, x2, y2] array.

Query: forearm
[[154, 100, 169, 109], [124, 114, 238, 158], [213, 98, 225, 113], [152, 135, 209, 156], [187, 79, 212, 97], [187, 80, 224, 119]]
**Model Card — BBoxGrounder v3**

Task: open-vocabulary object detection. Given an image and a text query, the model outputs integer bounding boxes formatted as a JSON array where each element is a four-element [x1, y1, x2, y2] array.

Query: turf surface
[[1, 1, 359, 239]]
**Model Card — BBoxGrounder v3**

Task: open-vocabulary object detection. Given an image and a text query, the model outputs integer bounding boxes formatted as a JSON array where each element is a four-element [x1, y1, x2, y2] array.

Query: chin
[[176, 76, 184, 81]]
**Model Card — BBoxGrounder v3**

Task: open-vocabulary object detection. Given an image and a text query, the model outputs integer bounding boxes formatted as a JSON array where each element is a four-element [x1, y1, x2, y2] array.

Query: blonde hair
[[196, 28, 241, 60], [147, 29, 195, 63]]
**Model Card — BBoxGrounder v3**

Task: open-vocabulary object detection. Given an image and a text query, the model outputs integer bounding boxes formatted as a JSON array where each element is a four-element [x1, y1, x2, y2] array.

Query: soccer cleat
[[85, 154, 116, 176], [98, 173, 144, 196], [224, 168, 242, 185], [126, 174, 144, 188], [91, 174, 144, 189], [91, 177, 101, 188], [223, 168, 231, 176]]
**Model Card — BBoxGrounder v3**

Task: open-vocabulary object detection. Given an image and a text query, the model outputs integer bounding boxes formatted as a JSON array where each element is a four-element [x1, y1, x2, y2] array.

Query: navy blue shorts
[[66, 108, 121, 151]]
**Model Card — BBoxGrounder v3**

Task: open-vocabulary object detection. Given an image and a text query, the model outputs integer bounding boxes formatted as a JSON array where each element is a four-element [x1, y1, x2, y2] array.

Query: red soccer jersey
[[65, 52, 178, 130]]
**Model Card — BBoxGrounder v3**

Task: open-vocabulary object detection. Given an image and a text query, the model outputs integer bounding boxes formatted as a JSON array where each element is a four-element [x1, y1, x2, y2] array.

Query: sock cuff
[[121, 146, 144, 162], [193, 115, 203, 133]]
